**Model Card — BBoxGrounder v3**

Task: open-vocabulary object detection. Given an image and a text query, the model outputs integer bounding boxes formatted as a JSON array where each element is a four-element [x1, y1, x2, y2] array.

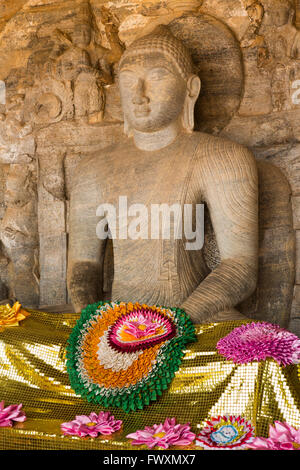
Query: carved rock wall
[[0, 0, 299, 334]]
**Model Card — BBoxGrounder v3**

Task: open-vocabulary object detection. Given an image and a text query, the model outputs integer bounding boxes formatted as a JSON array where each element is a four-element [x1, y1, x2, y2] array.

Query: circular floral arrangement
[[66, 301, 196, 412], [216, 322, 300, 366], [195, 415, 254, 450]]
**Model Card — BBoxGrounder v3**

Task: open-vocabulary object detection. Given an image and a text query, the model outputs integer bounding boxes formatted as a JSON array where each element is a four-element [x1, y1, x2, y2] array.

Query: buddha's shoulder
[[191, 132, 258, 184], [192, 131, 256, 166]]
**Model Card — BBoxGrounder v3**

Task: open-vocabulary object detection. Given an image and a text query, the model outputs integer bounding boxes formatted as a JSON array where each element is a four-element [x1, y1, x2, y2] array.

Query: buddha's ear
[[182, 74, 201, 133], [124, 113, 133, 137]]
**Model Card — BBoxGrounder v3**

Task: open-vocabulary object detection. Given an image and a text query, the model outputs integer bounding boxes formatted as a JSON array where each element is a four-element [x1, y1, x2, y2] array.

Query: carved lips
[[134, 106, 150, 117]]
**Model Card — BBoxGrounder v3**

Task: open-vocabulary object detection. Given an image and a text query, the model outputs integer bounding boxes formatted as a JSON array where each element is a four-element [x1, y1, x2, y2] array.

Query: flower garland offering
[[195, 415, 254, 450], [61, 411, 122, 438], [247, 422, 300, 450], [126, 418, 195, 449], [0, 401, 26, 427], [66, 301, 196, 412], [0, 301, 30, 328], [217, 322, 300, 366]]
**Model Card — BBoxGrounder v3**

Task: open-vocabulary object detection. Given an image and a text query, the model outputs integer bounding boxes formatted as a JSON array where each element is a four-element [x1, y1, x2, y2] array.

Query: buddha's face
[[119, 53, 187, 133]]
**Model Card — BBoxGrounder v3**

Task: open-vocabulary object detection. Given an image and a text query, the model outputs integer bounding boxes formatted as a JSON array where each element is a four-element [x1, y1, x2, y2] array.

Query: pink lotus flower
[[247, 422, 300, 450], [217, 322, 300, 366], [109, 307, 176, 352], [123, 312, 159, 339], [61, 411, 122, 438], [126, 418, 196, 449], [0, 401, 26, 427]]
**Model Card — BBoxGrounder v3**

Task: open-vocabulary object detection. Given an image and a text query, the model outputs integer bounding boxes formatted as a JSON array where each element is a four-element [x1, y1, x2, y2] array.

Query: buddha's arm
[[181, 143, 259, 323], [67, 164, 105, 312]]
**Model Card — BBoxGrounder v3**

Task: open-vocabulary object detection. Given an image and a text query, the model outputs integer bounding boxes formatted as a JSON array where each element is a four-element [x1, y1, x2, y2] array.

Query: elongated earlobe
[[182, 74, 201, 133], [124, 114, 133, 137]]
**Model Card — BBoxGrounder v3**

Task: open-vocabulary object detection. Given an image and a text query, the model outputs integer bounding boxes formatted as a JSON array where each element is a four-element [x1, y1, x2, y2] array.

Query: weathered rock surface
[[0, 0, 298, 334]]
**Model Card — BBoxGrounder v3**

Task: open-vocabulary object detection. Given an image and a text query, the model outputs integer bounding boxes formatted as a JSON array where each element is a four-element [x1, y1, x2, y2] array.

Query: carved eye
[[119, 71, 137, 87], [147, 67, 172, 81]]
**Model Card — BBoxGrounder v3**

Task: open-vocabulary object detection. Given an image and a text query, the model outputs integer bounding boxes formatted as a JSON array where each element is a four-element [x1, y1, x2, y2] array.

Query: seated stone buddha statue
[[67, 25, 258, 324]]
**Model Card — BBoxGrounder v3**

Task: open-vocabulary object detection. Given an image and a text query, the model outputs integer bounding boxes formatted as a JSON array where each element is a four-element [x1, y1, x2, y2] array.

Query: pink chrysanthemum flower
[[216, 322, 300, 366], [0, 401, 26, 427], [61, 411, 122, 438], [195, 415, 254, 450], [126, 418, 195, 449], [247, 422, 300, 450]]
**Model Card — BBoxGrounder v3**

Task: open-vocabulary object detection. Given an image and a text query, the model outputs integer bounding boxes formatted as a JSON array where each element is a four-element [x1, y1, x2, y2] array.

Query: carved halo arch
[[168, 14, 244, 134]]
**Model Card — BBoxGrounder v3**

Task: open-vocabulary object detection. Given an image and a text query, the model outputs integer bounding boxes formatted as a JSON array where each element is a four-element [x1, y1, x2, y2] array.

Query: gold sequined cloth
[[0, 310, 299, 450]]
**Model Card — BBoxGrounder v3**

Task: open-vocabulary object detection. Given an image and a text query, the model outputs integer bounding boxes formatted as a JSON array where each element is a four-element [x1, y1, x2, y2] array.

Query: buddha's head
[[118, 26, 201, 137]]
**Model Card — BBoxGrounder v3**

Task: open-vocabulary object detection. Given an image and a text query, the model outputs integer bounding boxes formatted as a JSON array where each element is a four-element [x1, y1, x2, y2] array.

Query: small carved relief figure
[[271, 63, 290, 111], [27, 2, 123, 126], [258, 0, 300, 63], [273, 35, 288, 61], [270, 35, 292, 111], [0, 94, 34, 164], [5, 94, 32, 138], [1, 163, 38, 306], [68, 26, 259, 324], [0, 92, 38, 306], [262, 0, 294, 27], [23, 55, 74, 125], [261, 0, 298, 60], [54, 25, 92, 83], [53, 23, 105, 123]]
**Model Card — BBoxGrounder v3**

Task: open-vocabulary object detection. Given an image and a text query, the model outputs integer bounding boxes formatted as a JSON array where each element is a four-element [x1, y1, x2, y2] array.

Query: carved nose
[[132, 78, 149, 105]]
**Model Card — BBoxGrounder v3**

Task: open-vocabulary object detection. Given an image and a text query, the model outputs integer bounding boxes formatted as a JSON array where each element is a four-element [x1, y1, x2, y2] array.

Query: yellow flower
[[0, 301, 30, 329]]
